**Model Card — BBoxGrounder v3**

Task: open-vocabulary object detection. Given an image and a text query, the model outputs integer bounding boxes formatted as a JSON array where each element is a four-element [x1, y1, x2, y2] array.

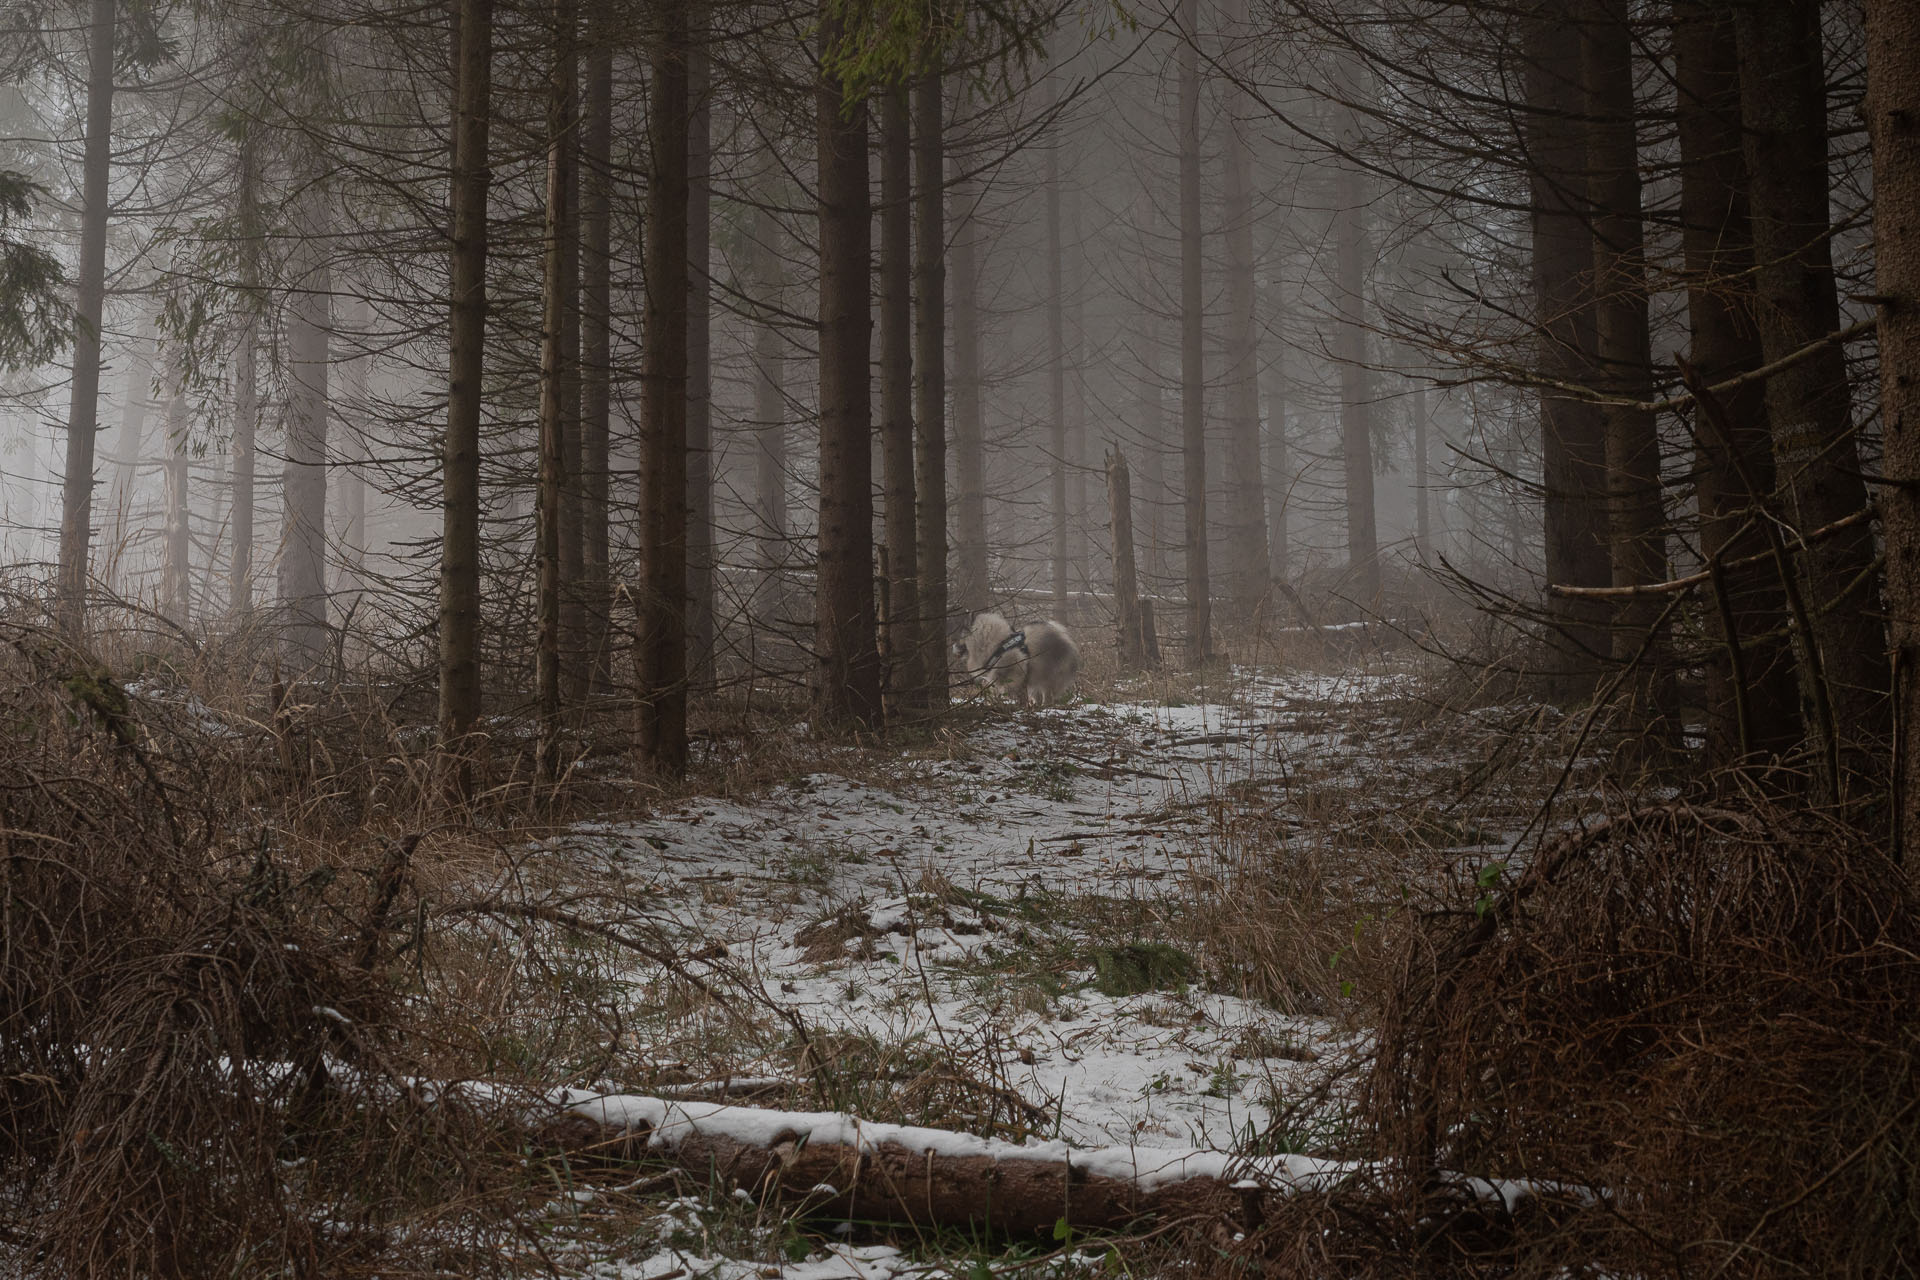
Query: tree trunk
[[1109, 447, 1148, 668], [1221, 0, 1268, 617], [814, 18, 882, 731], [439, 0, 494, 785], [1868, 0, 1920, 860], [1047, 131, 1069, 614], [1583, 1, 1669, 728], [638, 0, 691, 774], [105, 311, 153, 595], [338, 298, 370, 603], [55, 0, 117, 633], [535, 0, 576, 786], [1674, 0, 1798, 767], [1261, 275, 1287, 583], [752, 202, 789, 623], [559, 44, 585, 708], [1735, 0, 1888, 789], [1334, 167, 1379, 604], [686, 33, 716, 690], [280, 182, 332, 674], [229, 310, 256, 617], [879, 86, 921, 715], [1527, 4, 1611, 677], [912, 72, 948, 710], [950, 167, 988, 614], [581, 26, 614, 694], [162, 356, 190, 626], [1412, 382, 1429, 559], [1177, 0, 1211, 664]]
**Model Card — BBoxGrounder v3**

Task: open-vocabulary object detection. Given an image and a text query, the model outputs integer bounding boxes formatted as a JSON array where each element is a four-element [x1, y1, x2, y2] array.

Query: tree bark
[[1109, 447, 1148, 668], [1221, 0, 1268, 617], [55, 0, 117, 633], [1583, 1, 1669, 728], [879, 86, 922, 715], [950, 165, 988, 614], [280, 181, 332, 674], [162, 354, 190, 626], [1261, 269, 1288, 583], [338, 298, 370, 604], [814, 18, 883, 731], [535, 0, 576, 786], [105, 310, 154, 596], [912, 72, 948, 710], [1866, 0, 1920, 858], [439, 0, 494, 787], [686, 30, 716, 691], [581, 24, 614, 694], [229, 310, 256, 617], [1177, 0, 1211, 664], [752, 202, 790, 623], [1735, 0, 1888, 787], [1335, 166, 1379, 604], [1527, 3, 1611, 678], [638, 0, 691, 774], [1047, 129, 1069, 614], [1674, 0, 1798, 767]]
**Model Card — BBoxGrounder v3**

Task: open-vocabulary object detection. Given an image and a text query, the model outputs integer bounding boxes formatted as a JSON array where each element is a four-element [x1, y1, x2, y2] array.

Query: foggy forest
[[3, 0, 1919, 1274]]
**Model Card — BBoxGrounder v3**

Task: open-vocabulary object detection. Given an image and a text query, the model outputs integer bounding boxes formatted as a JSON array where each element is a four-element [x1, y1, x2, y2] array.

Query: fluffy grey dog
[[954, 611, 1082, 707]]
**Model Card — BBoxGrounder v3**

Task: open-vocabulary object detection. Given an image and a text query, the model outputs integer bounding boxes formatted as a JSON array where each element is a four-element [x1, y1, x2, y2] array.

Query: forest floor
[[467, 649, 1575, 1279]]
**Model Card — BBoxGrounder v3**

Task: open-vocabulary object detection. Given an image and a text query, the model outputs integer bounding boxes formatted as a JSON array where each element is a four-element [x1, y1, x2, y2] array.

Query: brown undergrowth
[[1222, 800, 1920, 1278], [0, 618, 615, 1276]]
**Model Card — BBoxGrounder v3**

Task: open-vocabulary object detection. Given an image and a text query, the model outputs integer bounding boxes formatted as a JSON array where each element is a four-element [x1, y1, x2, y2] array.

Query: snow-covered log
[[537, 1092, 1366, 1236]]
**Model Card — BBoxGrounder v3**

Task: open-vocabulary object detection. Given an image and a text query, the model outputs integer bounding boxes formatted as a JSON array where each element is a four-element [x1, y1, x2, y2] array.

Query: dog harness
[[982, 629, 1029, 673]]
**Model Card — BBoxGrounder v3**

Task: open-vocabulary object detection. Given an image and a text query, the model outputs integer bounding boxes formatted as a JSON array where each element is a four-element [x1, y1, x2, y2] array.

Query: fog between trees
[[1, 0, 1915, 824]]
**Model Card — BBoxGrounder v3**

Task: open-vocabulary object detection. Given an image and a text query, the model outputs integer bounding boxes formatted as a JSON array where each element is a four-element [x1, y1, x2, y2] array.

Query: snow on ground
[[517, 666, 1436, 1165]]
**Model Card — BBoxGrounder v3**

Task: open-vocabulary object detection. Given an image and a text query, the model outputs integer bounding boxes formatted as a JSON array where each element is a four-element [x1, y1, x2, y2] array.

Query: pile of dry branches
[[1237, 801, 1919, 1277], [0, 622, 530, 1275]]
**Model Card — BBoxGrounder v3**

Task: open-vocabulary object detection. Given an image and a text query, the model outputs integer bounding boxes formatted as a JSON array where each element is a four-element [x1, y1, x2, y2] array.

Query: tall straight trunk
[[1177, 0, 1211, 664], [1583, 1, 1668, 718], [752, 203, 789, 616], [686, 34, 716, 688], [1066, 183, 1088, 584], [1867, 0, 1920, 859], [638, 0, 690, 773], [105, 311, 153, 593], [162, 357, 189, 625], [950, 167, 988, 613], [280, 182, 331, 673], [55, 0, 117, 632], [440, 0, 494, 776], [815, 17, 882, 730], [230, 311, 256, 617], [1527, 4, 1611, 674], [338, 299, 370, 597], [879, 86, 921, 712], [535, 0, 576, 785], [1139, 308, 1168, 587], [1735, 0, 1887, 782], [1334, 167, 1379, 603], [558, 42, 585, 706], [1221, 0, 1268, 616], [580, 28, 613, 692], [1047, 135, 1069, 612], [1675, 0, 1797, 766], [912, 72, 948, 709], [1412, 382, 1429, 558]]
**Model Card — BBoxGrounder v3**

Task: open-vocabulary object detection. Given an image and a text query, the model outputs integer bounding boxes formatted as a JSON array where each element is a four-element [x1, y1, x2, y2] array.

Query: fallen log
[[532, 1093, 1531, 1239]]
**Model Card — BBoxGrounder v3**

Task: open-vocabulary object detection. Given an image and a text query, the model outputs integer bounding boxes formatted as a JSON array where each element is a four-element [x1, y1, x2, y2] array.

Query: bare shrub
[[0, 621, 541, 1276], [1251, 802, 1920, 1278]]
